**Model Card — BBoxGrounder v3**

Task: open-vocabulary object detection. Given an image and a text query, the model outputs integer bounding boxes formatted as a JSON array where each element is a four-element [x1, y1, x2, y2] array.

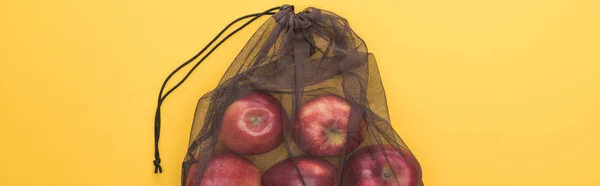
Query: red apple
[[186, 151, 260, 186], [341, 145, 422, 186], [262, 156, 338, 186], [294, 95, 365, 156], [219, 92, 283, 155]]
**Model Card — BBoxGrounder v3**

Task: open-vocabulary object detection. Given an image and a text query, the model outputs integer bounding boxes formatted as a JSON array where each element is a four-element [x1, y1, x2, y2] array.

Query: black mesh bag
[[153, 5, 424, 186]]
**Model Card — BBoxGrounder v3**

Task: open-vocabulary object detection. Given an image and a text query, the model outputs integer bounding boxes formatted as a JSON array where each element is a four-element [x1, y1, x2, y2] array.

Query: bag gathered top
[[153, 5, 424, 186]]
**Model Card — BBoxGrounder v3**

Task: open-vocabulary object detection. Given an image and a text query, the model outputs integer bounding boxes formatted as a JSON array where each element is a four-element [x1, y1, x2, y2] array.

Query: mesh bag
[[153, 5, 423, 186]]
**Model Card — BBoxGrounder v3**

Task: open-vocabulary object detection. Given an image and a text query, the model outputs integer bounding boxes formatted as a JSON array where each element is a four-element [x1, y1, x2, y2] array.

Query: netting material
[[177, 6, 423, 186]]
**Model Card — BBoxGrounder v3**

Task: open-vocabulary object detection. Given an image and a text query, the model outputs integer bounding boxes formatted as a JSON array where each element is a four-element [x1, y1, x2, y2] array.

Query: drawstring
[[153, 6, 286, 173]]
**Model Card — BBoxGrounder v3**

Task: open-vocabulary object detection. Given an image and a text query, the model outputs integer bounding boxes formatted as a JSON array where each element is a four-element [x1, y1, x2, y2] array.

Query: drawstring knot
[[153, 158, 162, 173]]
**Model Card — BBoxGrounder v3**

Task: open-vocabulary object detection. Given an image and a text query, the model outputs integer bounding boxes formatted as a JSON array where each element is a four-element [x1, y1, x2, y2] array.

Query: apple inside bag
[[153, 5, 424, 186]]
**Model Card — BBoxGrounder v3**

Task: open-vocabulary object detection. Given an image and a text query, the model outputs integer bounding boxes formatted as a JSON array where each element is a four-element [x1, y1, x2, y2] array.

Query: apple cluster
[[186, 92, 421, 186]]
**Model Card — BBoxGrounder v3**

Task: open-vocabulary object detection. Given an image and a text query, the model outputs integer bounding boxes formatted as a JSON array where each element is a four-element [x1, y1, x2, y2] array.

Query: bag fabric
[[154, 5, 423, 186]]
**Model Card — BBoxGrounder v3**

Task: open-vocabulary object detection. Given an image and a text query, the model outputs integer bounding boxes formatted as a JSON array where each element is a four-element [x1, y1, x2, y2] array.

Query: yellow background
[[1, 0, 599, 185]]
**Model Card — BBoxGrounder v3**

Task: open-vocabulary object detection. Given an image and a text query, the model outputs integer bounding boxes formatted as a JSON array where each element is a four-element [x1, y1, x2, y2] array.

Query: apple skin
[[262, 156, 338, 186], [186, 151, 261, 186], [341, 145, 422, 186], [294, 95, 366, 157], [219, 92, 283, 155]]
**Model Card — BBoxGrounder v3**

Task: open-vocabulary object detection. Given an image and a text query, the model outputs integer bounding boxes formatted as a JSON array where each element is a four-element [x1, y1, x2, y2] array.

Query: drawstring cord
[[153, 5, 289, 173]]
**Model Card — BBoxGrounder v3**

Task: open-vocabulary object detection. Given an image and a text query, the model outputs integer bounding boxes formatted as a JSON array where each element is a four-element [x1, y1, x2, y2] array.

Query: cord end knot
[[153, 158, 163, 173]]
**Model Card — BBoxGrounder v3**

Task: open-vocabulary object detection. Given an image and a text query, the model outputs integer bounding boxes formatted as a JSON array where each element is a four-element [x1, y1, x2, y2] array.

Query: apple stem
[[383, 172, 392, 178]]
